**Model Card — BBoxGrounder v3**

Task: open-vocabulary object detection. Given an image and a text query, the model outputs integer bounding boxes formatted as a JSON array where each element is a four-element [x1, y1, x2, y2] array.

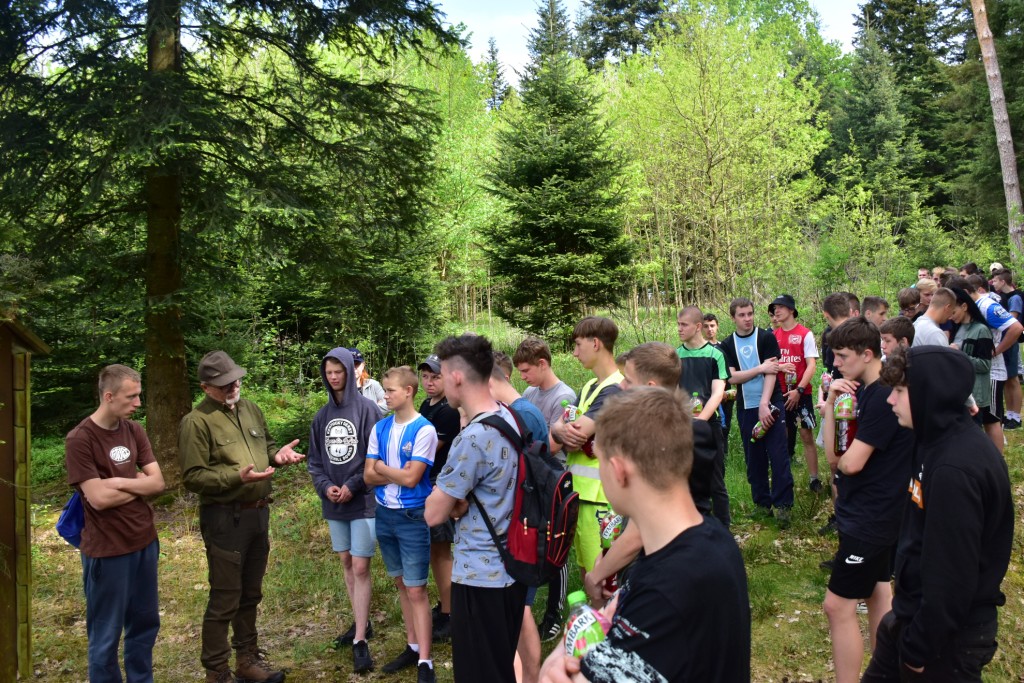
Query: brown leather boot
[[234, 649, 285, 683], [205, 669, 235, 683]]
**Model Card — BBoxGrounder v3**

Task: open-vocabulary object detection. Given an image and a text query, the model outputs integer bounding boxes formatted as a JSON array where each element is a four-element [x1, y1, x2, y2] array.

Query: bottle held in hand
[[835, 392, 858, 457], [563, 590, 611, 657], [750, 405, 782, 443]]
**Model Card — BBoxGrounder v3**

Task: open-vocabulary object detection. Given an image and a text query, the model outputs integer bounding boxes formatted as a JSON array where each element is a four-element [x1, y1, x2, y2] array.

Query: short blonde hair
[[382, 366, 419, 393], [98, 364, 141, 397], [595, 387, 693, 490], [619, 342, 681, 389], [916, 278, 937, 293]]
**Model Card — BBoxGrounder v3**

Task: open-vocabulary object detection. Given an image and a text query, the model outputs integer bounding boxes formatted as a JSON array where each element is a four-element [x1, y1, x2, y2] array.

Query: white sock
[[409, 643, 420, 654], [418, 659, 433, 669]]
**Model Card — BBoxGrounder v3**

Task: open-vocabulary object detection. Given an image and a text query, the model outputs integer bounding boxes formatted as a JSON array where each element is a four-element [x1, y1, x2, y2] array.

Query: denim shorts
[[375, 505, 430, 586], [327, 518, 377, 558], [1004, 342, 1020, 378]]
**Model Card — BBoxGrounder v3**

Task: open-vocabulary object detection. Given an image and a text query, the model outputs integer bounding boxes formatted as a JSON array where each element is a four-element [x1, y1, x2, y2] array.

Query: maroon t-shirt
[[65, 417, 158, 558]]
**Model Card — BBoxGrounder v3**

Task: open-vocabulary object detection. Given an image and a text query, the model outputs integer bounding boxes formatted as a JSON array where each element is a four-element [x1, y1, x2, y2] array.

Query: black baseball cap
[[768, 294, 798, 318]]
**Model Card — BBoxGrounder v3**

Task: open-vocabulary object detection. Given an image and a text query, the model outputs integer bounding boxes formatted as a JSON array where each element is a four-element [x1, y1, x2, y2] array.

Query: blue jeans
[[375, 505, 430, 586], [81, 538, 160, 683], [738, 398, 793, 509]]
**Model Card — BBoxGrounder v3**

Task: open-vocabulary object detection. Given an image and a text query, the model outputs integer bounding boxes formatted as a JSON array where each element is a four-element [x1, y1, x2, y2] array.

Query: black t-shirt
[[834, 380, 915, 545], [821, 325, 835, 375], [581, 382, 622, 417], [581, 520, 750, 683], [419, 397, 462, 482]]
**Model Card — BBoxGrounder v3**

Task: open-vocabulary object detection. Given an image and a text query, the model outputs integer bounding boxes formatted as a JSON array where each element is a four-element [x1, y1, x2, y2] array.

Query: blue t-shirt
[[977, 295, 1016, 380], [367, 414, 437, 509], [511, 397, 550, 447]]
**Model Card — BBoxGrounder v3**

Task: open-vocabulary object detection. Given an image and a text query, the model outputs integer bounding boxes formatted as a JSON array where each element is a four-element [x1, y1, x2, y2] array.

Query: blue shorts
[[525, 585, 538, 607], [1004, 343, 1020, 378], [375, 505, 430, 586], [327, 518, 376, 558]]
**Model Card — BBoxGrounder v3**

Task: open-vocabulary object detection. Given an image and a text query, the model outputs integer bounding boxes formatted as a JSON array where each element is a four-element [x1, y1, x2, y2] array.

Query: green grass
[[26, 314, 1024, 681]]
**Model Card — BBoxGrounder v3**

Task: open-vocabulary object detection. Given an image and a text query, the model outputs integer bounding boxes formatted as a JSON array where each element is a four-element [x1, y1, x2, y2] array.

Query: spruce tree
[[0, 1, 456, 473], [483, 37, 510, 110], [486, 0, 630, 343], [854, 0, 953, 207], [577, 0, 664, 69], [830, 27, 925, 213]]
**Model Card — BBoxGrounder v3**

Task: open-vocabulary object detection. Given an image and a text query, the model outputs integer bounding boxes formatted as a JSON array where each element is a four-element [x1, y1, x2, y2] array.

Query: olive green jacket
[[178, 396, 279, 504]]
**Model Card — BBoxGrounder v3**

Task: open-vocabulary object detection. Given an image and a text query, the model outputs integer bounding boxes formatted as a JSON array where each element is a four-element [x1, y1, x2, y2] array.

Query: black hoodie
[[306, 347, 382, 521], [892, 346, 1014, 668]]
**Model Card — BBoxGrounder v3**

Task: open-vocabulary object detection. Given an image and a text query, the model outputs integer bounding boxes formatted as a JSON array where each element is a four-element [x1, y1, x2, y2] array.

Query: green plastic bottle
[[563, 590, 611, 657]]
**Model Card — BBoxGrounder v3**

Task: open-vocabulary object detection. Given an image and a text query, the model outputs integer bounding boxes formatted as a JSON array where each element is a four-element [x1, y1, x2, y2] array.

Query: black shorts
[[983, 378, 1007, 421], [786, 393, 817, 430], [827, 535, 891, 600], [430, 519, 455, 544]]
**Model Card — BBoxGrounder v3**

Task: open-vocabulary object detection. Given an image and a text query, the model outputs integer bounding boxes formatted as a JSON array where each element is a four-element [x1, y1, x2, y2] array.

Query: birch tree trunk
[[970, 0, 1024, 257]]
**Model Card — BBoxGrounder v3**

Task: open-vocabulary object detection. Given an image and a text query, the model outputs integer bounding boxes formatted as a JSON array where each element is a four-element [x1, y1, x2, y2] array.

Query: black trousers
[[861, 610, 998, 682], [451, 581, 528, 683]]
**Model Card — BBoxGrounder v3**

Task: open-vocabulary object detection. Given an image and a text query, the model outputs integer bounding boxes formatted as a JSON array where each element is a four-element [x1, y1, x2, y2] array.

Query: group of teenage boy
[[64, 263, 1016, 683]]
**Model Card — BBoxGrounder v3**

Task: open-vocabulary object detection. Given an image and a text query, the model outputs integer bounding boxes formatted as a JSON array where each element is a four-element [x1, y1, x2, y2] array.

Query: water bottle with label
[[690, 392, 704, 416], [750, 405, 782, 442], [835, 392, 858, 457], [563, 590, 611, 657]]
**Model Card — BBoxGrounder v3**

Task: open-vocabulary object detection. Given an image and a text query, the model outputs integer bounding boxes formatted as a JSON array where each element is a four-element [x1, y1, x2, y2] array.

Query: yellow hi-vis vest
[[565, 371, 624, 504]]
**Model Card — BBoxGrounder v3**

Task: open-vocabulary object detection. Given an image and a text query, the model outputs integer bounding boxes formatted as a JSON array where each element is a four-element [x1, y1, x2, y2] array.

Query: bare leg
[[800, 427, 819, 480], [429, 542, 453, 614], [983, 421, 1005, 454], [352, 555, 372, 641], [516, 606, 541, 683], [865, 581, 892, 652], [1006, 376, 1022, 415], [406, 584, 432, 661], [824, 589, 866, 683]]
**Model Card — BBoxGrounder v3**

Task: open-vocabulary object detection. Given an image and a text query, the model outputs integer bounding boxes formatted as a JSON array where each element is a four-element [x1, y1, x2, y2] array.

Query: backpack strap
[[467, 408, 526, 565]]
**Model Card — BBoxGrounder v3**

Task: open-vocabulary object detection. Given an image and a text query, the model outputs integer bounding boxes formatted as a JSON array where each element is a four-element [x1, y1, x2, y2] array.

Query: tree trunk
[[971, 0, 1024, 258], [144, 0, 189, 485]]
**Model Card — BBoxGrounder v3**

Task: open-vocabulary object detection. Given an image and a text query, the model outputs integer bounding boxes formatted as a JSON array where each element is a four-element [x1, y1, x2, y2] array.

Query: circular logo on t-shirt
[[325, 418, 358, 465], [109, 446, 131, 463]]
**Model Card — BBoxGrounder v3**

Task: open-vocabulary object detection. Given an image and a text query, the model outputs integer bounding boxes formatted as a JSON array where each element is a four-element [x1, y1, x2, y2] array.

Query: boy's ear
[[609, 454, 629, 487]]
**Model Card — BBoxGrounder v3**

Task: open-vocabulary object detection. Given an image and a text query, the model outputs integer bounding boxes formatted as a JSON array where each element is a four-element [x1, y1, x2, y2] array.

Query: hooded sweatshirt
[[893, 346, 1014, 669], [307, 347, 382, 521]]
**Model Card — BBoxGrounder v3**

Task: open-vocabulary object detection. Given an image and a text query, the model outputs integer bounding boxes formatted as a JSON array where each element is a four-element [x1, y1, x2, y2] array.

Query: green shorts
[[574, 501, 609, 573]]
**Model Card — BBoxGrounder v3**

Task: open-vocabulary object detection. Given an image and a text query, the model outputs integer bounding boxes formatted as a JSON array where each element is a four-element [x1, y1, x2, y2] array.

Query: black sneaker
[[352, 640, 373, 674], [1005, 418, 1021, 431], [333, 622, 374, 649], [819, 558, 834, 570], [381, 646, 418, 674], [417, 662, 436, 683], [817, 515, 837, 536], [539, 614, 562, 642], [809, 477, 824, 494], [432, 613, 451, 643]]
